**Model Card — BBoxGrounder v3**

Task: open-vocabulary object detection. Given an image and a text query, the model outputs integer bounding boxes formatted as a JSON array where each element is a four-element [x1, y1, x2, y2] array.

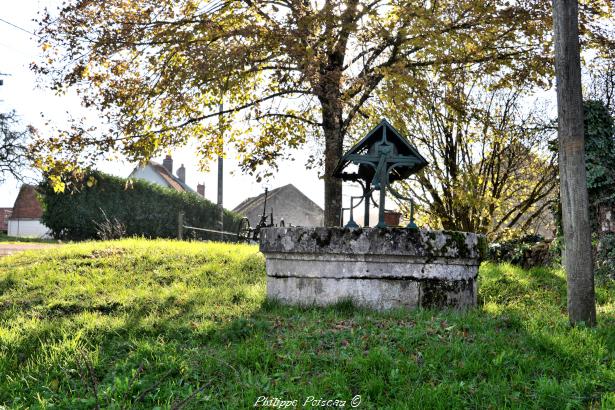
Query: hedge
[[40, 172, 243, 241]]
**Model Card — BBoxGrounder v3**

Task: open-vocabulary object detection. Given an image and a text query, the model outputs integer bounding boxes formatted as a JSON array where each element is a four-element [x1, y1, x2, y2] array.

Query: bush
[[40, 171, 242, 241], [93, 209, 127, 240], [487, 235, 553, 269]]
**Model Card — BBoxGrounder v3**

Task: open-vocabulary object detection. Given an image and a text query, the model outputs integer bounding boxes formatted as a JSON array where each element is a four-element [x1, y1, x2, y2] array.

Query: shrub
[[487, 235, 553, 269], [93, 208, 127, 240], [40, 171, 242, 241]]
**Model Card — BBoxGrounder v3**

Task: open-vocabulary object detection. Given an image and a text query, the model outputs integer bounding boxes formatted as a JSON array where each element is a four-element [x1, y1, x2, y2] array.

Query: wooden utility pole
[[217, 103, 224, 241], [552, 0, 596, 325]]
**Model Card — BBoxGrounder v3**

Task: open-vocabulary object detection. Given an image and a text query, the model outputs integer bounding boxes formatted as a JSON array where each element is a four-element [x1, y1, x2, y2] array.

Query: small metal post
[[406, 200, 418, 230], [376, 155, 388, 229], [376, 188, 386, 228], [341, 207, 349, 227], [178, 211, 185, 240], [363, 182, 370, 227], [345, 197, 360, 229]]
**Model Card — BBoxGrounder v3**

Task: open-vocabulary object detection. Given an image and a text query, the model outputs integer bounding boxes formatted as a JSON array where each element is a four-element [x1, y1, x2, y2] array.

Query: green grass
[[0, 232, 59, 244], [0, 239, 613, 409]]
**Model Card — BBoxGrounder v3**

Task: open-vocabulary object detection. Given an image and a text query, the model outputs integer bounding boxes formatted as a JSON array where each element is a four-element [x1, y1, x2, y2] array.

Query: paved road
[[0, 243, 58, 257]]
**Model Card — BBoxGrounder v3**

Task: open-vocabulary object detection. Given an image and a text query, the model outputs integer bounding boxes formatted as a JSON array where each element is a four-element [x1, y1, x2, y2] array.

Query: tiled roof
[[150, 162, 188, 192], [131, 161, 196, 193]]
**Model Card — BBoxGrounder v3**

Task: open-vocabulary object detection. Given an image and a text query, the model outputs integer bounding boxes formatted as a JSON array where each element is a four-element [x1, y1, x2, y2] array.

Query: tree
[[34, 0, 615, 226], [0, 111, 32, 184], [379, 75, 558, 239], [552, 0, 596, 326]]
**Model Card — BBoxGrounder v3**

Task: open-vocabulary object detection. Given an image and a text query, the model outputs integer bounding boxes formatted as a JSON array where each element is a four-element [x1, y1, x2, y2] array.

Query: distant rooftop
[[130, 160, 196, 194]]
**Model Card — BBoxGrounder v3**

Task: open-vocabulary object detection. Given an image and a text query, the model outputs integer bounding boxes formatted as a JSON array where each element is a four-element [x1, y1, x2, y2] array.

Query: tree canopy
[[379, 74, 558, 239], [34, 0, 613, 225]]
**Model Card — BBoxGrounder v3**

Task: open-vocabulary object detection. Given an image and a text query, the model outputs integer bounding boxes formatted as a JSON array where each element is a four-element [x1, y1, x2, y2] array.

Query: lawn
[[0, 239, 613, 409], [0, 233, 59, 244]]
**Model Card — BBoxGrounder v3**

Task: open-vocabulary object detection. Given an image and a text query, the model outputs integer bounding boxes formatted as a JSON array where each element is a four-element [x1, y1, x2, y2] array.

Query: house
[[0, 208, 12, 233], [7, 185, 51, 238], [233, 184, 323, 227], [129, 155, 205, 196]]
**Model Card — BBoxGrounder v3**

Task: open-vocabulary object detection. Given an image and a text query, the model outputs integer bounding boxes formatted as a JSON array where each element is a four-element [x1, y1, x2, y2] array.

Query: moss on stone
[[311, 230, 332, 247], [262, 227, 484, 260], [477, 235, 488, 261], [420, 278, 473, 308], [405, 229, 422, 243]]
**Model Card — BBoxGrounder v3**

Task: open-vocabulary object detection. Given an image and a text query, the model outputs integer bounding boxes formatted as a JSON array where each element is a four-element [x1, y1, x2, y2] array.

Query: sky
[[0, 0, 373, 219]]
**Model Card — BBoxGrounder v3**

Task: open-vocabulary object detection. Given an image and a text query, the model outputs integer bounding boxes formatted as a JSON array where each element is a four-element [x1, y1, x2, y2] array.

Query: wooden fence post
[[178, 211, 184, 240]]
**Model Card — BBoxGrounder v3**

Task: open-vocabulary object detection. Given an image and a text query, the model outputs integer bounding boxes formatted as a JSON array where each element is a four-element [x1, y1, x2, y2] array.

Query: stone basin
[[259, 227, 486, 310]]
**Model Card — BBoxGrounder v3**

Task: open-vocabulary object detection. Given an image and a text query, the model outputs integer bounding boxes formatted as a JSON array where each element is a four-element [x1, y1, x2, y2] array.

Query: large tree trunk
[[321, 98, 344, 227], [552, 0, 596, 325]]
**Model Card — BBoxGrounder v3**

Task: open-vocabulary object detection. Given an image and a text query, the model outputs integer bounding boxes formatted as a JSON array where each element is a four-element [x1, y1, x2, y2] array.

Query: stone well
[[260, 227, 486, 310]]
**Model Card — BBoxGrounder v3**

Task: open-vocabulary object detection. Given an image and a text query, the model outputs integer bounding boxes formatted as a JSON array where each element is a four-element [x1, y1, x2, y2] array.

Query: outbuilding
[[233, 184, 324, 227], [7, 185, 51, 238]]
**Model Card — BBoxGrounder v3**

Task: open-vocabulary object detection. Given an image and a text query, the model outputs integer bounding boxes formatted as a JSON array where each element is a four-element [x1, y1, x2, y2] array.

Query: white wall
[[130, 166, 170, 188], [7, 219, 51, 238]]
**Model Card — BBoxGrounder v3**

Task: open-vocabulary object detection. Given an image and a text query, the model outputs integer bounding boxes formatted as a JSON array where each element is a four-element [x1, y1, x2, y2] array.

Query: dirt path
[[0, 243, 59, 257]]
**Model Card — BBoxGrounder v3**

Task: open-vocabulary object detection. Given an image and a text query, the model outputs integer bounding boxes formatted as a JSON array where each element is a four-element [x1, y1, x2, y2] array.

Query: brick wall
[[10, 185, 44, 220], [0, 208, 13, 232]]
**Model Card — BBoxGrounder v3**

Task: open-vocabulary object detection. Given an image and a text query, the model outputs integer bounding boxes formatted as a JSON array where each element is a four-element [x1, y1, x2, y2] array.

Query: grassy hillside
[[0, 239, 613, 409]]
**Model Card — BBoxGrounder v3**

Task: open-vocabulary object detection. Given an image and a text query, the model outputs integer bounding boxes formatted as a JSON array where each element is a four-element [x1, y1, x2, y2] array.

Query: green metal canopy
[[333, 119, 428, 185], [333, 119, 428, 228]]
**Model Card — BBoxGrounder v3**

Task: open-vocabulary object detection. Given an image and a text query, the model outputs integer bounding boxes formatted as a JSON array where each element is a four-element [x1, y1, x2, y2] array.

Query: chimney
[[162, 155, 173, 174], [197, 183, 205, 197], [177, 164, 186, 183]]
